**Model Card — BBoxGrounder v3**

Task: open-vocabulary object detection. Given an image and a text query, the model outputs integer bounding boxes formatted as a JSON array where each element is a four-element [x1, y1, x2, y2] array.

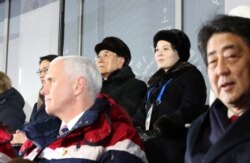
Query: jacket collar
[[205, 106, 250, 162], [72, 94, 110, 130], [105, 65, 135, 82], [0, 88, 15, 104], [23, 94, 111, 148], [148, 60, 193, 86]]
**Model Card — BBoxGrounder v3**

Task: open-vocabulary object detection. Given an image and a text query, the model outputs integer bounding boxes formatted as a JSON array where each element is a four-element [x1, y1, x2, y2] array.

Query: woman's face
[[38, 60, 50, 84], [154, 40, 180, 70]]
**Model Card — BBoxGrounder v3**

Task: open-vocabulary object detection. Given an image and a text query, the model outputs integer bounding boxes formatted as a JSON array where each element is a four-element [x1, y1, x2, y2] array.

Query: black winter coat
[[29, 89, 54, 123], [29, 103, 54, 123], [0, 87, 26, 133], [134, 61, 207, 163], [101, 66, 147, 117], [185, 99, 250, 163]]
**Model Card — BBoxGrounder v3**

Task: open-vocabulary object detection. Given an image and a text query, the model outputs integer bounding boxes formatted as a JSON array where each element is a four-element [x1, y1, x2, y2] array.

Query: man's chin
[[219, 95, 238, 107], [45, 106, 52, 115]]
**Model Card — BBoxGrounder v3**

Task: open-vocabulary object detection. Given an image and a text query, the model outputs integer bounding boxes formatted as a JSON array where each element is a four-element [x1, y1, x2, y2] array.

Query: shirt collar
[[60, 111, 85, 131], [227, 109, 242, 118]]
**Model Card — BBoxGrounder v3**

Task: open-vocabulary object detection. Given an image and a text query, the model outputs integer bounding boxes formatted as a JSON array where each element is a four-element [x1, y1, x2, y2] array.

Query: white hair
[[54, 56, 102, 101]]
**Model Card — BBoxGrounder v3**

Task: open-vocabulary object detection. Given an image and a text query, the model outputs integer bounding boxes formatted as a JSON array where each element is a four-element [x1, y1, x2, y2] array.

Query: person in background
[[0, 122, 15, 162], [0, 71, 25, 133], [133, 29, 207, 163], [30, 54, 58, 122], [11, 55, 57, 146], [19, 56, 147, 163], [185, 15, 250, 163], [95, 36, 147, 117]]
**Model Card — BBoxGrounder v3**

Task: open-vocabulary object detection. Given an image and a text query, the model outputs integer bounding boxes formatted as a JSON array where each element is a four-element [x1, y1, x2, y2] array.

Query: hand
[[11, 130, 27, 145], [154, 115, 187, 138], [136, 127, 160, 141]]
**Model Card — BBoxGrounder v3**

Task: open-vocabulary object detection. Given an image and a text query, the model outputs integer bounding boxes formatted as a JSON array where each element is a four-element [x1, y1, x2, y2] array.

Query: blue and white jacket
[[20, 94, 148, 163]]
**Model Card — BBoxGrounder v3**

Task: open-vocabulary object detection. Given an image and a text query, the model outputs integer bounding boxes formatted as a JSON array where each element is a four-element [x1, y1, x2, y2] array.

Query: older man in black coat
[[95, 36, 147, 117], [185, 15, 250, 163]]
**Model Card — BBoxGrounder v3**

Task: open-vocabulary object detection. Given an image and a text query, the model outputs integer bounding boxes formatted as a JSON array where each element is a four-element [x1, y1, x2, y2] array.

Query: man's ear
[[118, 57, 125, 68], [74, 77, 86, 96]]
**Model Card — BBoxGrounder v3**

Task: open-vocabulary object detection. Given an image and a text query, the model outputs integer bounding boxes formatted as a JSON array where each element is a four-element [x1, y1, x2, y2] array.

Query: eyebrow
[[39, 67, 49, 70], [208, 44, 236, 56], [156, 44, 171, 48], [45, 76, 53, 82]]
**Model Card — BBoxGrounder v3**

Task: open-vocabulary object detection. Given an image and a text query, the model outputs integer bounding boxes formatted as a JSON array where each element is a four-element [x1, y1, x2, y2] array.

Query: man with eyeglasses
[[95, 36, 147, 118], [11, 55, 57, 149]]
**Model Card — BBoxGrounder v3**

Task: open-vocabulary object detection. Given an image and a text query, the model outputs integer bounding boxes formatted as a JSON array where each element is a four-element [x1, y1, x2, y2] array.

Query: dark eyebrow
[[45, 76, 52, 81], [207, 50, 216, 56], [208, 44, 237, 56], [222, 44, 236, 51]]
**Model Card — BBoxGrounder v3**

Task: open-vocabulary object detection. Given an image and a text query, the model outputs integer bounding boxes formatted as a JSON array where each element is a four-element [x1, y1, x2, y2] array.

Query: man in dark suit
[[185, 15, 250, 163]]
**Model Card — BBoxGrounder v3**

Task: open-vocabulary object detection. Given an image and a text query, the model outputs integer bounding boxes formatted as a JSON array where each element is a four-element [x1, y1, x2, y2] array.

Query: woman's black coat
[[134, 61, 207, 163], [0, 87, 25, 133]]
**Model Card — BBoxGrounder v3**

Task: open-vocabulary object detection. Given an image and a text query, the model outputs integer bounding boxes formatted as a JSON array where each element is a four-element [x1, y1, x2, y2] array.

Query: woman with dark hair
[[30, 54, 58, 122], [11, 55, 57, 148], [133, 29, 207, 163]]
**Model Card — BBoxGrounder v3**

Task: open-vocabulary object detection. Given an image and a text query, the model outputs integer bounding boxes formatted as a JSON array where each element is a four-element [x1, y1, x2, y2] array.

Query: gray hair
[[54, 56, 102, 101]]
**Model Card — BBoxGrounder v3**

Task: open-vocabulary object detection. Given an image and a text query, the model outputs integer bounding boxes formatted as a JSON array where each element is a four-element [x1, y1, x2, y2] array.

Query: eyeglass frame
[[95, 51, 120, 61], [36, 68, 48, 75]]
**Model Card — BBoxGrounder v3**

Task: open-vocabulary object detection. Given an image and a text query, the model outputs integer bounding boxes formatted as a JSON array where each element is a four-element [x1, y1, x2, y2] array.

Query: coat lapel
[[204, 108, 250, 162], [185, 112, 208, 162]]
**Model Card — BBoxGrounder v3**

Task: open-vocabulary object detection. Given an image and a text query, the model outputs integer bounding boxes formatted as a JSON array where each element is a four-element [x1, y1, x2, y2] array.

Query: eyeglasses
[[95, 53, 115, 61], [36, 68, 48, 75]]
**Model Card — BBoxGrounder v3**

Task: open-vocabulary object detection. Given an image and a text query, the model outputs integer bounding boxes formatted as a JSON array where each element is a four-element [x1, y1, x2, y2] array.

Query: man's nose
[[215, 58, 230, 76]]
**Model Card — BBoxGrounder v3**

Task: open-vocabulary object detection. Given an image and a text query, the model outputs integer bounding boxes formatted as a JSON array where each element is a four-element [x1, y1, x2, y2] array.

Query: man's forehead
[[207, 33, 242, 50], [45, 62, 59, 78]]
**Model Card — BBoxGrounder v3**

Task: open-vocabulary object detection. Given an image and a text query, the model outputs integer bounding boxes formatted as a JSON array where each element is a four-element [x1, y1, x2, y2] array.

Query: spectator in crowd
[[185, 15, 250, 163], [133, 29, 207, 163], [0, 122, 15, 162], [11, 55, 57, 146], [0, 71, 25, 133], [30, 54, 58, 122], [19, 56, 147, 163], [95, 36, 147, 117]]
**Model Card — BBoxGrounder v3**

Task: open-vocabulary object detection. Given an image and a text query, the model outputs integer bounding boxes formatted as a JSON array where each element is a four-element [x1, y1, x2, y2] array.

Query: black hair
[[39, 54, 58, 64], [198, 15, 250, 65], [153, 29, 191, 62]]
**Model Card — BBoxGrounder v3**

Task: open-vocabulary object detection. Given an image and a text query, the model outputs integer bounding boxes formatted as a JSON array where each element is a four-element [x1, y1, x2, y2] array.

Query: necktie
[[59, 125, 69, 136], [230, 115, 239, 123]]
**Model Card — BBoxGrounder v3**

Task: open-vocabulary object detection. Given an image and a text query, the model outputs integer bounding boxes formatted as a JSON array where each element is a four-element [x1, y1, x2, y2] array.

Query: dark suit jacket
[[185, 99, 250, 163]]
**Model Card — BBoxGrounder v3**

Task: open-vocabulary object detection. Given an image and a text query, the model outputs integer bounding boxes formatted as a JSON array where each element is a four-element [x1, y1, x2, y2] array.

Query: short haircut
[[53, 56, 102, 102], [198, 15, 250, 65], [39, 54, 58, 64]]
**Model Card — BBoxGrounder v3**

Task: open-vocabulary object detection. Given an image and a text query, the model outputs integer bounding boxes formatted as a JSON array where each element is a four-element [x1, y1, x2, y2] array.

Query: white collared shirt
[[59, 111, 85, 132], [227, 109, 242, 119]]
